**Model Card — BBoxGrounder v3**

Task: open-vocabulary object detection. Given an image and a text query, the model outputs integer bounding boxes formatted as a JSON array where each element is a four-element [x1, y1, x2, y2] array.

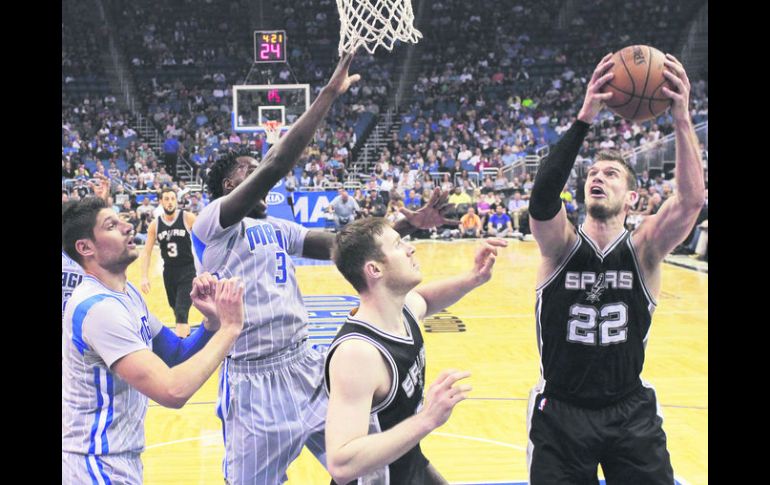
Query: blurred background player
[[62, 196, 246, 484], [526, 53, 704, 484], [140, 187, 198, 337], [325, 218, 505, 484]]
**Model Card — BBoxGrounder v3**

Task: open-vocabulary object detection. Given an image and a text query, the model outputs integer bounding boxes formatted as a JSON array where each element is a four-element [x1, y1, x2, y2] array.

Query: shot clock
[[254, 30, 287, 63]]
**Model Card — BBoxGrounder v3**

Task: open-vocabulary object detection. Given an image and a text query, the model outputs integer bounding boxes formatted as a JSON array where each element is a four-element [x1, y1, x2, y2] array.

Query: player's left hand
[[399, 188, 459, 229], [190, 272, 220, 330], [661, 53, 691, 123], [470, 238, 508, 285]]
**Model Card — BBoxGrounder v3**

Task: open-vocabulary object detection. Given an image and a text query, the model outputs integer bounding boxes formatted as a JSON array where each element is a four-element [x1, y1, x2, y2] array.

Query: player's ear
[[626, 190, 639, 208], [75, 239, 95, 260], [364, 260, 382, 282]]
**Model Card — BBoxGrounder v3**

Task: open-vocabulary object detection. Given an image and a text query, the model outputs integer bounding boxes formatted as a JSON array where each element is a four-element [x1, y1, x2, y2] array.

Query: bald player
[[192, 53, 457, 484], [62, 197, 245, 484]]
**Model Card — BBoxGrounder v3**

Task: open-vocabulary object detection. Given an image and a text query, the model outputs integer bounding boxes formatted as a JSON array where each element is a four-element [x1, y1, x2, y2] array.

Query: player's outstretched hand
[[325, 51, 362, 97], [577, 53, 615, 124], [215, 277, 245, 335], [419, 370, 472, 431], [470, 238, 507, 285], [661, 53, 691, 123], [399, 187, 459, 229], [190, 272, 219, 329], [140, 278, 151, 295]]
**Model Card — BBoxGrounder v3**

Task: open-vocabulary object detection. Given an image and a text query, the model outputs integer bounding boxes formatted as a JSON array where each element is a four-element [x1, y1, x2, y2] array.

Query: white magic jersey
[[62, 275, 164, 455], [62, 250, 85, 320], [191, 198, 309, 360]]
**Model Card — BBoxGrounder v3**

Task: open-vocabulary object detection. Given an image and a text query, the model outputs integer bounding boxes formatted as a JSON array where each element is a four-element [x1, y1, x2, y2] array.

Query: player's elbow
[[160, 383, 192, 409], [327, 459, 357, 485]]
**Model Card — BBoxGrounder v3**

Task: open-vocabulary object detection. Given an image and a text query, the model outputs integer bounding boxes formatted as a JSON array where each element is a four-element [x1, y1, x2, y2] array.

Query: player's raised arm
[[529, 54, 615, 261], [218, 53, 361, 228], [633, 54, 706, 266], [407, 238, 507, 320]]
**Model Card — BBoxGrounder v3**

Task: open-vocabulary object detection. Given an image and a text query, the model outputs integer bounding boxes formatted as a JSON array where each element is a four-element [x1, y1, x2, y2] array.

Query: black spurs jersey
[[157, 210, 194, 268], [324, 305, 428, 485], [536, 225, 657, 408]]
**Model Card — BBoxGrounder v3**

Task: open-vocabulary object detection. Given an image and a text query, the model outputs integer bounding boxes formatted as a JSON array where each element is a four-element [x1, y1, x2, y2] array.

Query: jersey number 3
[[275, 252, 287, 284], [567, 303, 628, 346]]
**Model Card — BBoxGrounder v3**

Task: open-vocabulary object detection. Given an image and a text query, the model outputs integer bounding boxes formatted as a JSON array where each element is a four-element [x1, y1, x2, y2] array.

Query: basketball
[[601, 45, 674, 122]]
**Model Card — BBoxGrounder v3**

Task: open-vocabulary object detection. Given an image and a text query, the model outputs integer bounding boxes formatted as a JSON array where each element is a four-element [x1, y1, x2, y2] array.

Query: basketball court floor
[[131, 238, 707, 484]]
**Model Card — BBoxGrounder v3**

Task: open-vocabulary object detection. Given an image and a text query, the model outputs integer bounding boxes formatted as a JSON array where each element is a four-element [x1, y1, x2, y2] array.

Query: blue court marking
[[304, 294, 359, 351]]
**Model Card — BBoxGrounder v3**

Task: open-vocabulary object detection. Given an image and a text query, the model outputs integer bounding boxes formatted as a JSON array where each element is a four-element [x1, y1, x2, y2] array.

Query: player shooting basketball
[[525, 52, 705, 483]]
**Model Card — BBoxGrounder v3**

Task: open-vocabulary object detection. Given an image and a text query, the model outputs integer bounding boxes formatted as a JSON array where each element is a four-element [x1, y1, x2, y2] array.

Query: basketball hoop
[[336, 0, 422, 55], [262, 120, 283, 145]]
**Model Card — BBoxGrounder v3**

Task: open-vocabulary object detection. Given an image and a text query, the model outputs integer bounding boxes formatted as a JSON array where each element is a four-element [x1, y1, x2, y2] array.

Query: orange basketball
[[601, 45, 674, 122]]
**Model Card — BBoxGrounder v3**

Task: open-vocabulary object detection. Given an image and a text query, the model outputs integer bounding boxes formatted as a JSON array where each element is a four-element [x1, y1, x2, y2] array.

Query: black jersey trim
[[535, 234, 582, 292], [346, 311, 415, 344], [625, 237, 658, 307], [577, 225, 628, 261], [324, 333, 399, 414]]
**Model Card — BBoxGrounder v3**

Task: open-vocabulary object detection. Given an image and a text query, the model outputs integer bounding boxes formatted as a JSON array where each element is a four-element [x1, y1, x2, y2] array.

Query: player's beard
[[163, 206, 176, 215], [587, 198, 623, 220]]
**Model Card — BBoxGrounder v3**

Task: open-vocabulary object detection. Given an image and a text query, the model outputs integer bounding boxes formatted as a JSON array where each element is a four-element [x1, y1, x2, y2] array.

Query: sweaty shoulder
[[191, 198, 235, 244]]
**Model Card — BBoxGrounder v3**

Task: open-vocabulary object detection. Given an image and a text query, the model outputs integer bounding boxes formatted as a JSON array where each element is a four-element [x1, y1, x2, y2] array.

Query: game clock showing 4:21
[[254, 30, 287, 63]]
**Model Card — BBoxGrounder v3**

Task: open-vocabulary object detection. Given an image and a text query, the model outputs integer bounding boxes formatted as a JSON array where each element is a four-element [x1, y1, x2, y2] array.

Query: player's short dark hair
[[205, 150, 253, 200], [594, 150, 638, 190], [160, 187, 177, 198], [62, 198, 108, 266], [332, 217, 390, 293]]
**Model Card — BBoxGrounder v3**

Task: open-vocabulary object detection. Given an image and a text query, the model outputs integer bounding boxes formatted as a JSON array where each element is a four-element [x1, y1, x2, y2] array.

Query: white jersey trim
[[535, 234, 582, 292], [626, 236, 658, 307], [158, 210, 182, 228], [325, 333, 399, 415], [346, 314, 414, 344], [577, 224, 628, 261]]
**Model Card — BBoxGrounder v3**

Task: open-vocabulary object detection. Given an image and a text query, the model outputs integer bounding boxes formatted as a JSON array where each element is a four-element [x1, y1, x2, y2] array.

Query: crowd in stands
[[63, 0, 708, 254]]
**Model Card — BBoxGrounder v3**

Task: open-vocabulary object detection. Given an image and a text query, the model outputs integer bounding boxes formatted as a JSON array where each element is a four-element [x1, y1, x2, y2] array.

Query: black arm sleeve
[[528, 120, 590, 221]]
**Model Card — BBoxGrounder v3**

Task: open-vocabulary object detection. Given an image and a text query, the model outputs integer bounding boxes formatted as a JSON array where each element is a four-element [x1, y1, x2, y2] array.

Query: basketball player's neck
[[85, 263, 129, 293], [357, 291, 409, 336], [582, 215, 627, 251], [162, 209, 178, 221]]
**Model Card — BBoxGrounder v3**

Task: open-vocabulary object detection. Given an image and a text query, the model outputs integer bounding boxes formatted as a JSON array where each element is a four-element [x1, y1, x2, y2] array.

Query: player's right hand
[[214, 277, 245, 334], [140, 278, 151, 294], [419, 369, 472, 431], [577, 53, 615, 124]]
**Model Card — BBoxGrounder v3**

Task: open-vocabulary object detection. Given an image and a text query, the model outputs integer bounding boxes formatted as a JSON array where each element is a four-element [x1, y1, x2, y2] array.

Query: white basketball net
[[336, 0, 422, 55], [262, 121, 283, 145]]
